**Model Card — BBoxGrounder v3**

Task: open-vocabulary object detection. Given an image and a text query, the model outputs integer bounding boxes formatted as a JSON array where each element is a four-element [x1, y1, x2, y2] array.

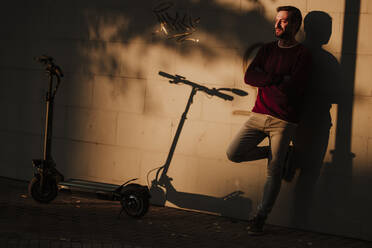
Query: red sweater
[[245, 41, 311, 123]]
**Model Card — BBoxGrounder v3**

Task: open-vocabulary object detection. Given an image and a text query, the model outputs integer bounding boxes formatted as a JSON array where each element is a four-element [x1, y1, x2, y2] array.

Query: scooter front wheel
[[120, 184, 150, 218], [28, 175, 58, 203]]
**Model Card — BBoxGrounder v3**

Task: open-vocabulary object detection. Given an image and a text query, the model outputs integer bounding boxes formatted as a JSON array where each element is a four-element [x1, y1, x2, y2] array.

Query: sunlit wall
[[0, 0, 372, 241]]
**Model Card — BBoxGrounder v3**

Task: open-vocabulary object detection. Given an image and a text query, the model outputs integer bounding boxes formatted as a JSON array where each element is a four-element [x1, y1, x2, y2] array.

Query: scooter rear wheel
[[28, 175, 58, 203], [120, 184, 149, 218]]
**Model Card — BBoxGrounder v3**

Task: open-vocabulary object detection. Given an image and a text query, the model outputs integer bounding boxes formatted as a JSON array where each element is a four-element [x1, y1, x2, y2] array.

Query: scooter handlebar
[[158, 71, 234, 101], [34, 55, 64, 78], [158, 71, 175, 79], [208, 88, 234, 101]]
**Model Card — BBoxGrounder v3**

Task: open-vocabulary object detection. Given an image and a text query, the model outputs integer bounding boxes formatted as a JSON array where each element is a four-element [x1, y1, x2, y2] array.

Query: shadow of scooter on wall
[[150, 174, 253, 220]]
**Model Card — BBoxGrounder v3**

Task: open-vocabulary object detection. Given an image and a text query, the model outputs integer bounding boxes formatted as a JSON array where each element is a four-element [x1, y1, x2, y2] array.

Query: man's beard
[[275, 28, 291, 40]]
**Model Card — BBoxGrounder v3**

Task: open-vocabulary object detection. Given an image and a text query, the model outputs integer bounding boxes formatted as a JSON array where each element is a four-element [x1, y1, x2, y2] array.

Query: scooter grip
[[210, 89, 234, 101], [216, 92, 234, 101], [158, 71, 175, 79]]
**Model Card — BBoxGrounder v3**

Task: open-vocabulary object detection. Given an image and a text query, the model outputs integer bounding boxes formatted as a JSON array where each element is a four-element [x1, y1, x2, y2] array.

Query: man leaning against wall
[[226, 6, 312, 236]]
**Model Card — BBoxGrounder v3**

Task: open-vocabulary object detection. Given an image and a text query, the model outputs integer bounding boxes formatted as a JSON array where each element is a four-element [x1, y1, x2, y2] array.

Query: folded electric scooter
[[29, 56, 150, 218]]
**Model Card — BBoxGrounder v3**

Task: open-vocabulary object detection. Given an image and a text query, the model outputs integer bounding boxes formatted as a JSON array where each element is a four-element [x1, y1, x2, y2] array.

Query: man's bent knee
[[226, 151, 242, 163]]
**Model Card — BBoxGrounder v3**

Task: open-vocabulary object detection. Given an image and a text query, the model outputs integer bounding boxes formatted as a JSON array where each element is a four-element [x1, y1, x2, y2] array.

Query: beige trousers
[[226, 112, 297, 217]]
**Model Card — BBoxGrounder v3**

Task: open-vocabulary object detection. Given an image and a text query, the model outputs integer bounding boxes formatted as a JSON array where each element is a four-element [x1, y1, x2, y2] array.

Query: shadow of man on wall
[[290, 11, 341, 228]]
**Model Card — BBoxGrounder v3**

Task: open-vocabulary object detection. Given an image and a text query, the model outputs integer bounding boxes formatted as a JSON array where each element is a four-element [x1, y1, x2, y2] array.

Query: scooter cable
[[146, 166, 164, 188]]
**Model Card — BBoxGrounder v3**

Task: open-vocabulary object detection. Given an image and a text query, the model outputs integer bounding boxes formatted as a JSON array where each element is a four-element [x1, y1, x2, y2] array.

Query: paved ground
[[0, 177, 371, 248]]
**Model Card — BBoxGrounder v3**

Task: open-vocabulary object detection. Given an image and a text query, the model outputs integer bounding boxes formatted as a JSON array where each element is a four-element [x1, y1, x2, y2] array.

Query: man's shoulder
[[262, 41, 278, 49], [297, 43, 310, 51], [296, 43, 312, 59]]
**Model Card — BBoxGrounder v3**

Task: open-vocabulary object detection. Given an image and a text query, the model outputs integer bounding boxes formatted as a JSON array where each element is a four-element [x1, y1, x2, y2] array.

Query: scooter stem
[[43, 73, 55, 161], [159, 86, 198, 179]]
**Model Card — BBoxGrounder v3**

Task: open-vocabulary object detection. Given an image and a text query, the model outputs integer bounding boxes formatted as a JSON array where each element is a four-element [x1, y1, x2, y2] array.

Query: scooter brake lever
[[169, 78, 184, 84], [175, 74, 186, 80]]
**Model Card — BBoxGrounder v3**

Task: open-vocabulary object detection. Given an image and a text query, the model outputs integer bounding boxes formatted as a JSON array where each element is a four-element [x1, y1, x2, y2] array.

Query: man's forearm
[[244, 67, 283, 87]]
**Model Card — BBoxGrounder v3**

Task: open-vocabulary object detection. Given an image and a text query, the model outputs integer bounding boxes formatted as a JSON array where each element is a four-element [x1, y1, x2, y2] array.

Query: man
[[226, 6, 311, 235]]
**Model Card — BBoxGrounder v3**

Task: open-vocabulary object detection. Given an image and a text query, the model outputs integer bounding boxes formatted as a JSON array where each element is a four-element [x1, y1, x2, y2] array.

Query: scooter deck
[[59, 179, 120, 193]]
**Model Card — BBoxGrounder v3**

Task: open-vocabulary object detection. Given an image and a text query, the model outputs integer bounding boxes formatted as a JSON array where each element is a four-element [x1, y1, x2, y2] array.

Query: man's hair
[[277, 6, 302, 33]]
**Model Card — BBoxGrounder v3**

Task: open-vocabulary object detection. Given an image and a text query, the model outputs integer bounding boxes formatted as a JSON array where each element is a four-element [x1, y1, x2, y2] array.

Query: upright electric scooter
[[151, 71, 248, 189], [29, 56, 150, 218]]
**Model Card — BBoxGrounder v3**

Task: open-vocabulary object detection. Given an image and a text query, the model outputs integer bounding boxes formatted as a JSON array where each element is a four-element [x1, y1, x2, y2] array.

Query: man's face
[[275, 11, 296, 39]]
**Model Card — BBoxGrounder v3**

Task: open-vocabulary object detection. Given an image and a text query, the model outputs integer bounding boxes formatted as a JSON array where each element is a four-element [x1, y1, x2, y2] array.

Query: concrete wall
[[1, 0, 371, 241]]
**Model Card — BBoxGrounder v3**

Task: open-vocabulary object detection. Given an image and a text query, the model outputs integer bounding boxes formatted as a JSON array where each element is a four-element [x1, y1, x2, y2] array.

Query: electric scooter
[[151, 71, 248, 189], [29, 55, 150, 218], [28, 55, 64, 204]]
